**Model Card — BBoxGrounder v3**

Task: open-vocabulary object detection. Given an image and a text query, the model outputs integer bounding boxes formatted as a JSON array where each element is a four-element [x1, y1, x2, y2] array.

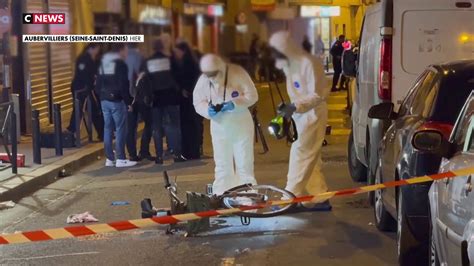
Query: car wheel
[[373, 165, 396, 231], [348, 129, 367, 182], [430, 228, 440, 266], [397, 190, 429, 265]]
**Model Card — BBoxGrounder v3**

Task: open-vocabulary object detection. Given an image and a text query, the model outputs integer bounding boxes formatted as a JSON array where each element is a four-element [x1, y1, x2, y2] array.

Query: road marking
[[2, 251, 100, 261]]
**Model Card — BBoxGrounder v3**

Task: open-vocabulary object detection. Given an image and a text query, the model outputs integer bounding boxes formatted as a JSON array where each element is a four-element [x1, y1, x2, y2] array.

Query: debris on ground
[[58, 169, 69, 178], [66, 212, 99, 224], [0, 201, 15, 210], [111, 201, 130, 206], [368, 222, 374, 226], [235, 248, 251, 255]]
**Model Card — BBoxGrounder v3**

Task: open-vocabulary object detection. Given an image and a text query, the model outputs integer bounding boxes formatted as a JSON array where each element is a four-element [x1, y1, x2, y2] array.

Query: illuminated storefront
[[300, 5, 341, 58], [182, 3, 223, 53]]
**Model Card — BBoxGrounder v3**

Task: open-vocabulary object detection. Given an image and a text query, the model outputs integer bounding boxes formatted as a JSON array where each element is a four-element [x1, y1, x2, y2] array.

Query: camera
[[211, 103, 224, 113]]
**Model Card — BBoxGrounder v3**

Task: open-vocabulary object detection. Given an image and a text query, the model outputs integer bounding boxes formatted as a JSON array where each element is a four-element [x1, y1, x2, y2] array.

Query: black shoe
[[141, 198, 156, 218], [173, 155, 187, 163], [130, 156, 142, 162], [139, 154, 155, 161], [331, 87, 339, 92], [155, 157, 163, 165]]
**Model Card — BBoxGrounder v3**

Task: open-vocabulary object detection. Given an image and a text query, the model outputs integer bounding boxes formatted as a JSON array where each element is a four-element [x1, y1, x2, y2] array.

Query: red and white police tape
[[2, 166, 474, 245]]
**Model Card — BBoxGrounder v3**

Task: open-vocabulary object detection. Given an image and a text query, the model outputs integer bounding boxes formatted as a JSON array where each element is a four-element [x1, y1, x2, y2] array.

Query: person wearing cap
[[193, 54, 258, 195], [269, 31, 331, 211]]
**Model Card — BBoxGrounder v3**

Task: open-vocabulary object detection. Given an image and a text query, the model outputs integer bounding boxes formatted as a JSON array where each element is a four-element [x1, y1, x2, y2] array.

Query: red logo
[[23, 13, 65, 24]]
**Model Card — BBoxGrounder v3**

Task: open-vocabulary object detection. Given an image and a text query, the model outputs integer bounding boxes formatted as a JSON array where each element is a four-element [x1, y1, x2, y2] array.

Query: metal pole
[[86, 95, 92, 142], [32, 110, 41, 164], [326, 56, 330, 73], [11, 110, 17, 174], [53, 103, 63, 156], [74, 93, 81, 147]]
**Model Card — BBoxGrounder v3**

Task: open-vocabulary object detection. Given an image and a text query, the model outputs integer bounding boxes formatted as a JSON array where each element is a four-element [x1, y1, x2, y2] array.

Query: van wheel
[[348, 130, 367, 182], [373, 165, 396, 232], [398, 190, 429, 265]]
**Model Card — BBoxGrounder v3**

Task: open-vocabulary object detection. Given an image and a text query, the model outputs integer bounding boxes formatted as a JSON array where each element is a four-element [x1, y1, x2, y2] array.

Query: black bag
[[40, 130, 76, 148]]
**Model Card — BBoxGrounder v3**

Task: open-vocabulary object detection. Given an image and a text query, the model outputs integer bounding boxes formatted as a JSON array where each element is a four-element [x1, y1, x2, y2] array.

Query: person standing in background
[[141, 39, 187, 164], [302, 35, 313, 54], [67, 43, 103, 140], [330, 35, 346, 92], [96, 44, 137, 168], [249, 33, 260, 80], [174, 41, 203, 160], [125, 43, 154, 162], [314, 35, 325, 61]]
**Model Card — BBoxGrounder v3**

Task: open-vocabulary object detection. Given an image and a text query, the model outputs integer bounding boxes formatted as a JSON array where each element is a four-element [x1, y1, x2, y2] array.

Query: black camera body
[[211, 103, 224, 113]]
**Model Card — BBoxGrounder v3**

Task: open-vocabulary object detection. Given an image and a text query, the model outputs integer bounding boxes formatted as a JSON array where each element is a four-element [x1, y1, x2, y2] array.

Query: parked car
[[346, 0, 474, 184], [368, 61, 474, 265], [414, 90, 474, 266]]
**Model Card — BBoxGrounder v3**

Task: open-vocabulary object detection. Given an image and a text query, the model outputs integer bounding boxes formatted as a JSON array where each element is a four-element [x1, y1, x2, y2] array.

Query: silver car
[[413, 91, 474, 265]]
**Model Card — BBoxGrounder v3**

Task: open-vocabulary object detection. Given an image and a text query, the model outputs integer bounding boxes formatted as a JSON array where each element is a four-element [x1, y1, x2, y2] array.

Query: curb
[[0, 124, 146, 202], [0, 143, 104, 202]]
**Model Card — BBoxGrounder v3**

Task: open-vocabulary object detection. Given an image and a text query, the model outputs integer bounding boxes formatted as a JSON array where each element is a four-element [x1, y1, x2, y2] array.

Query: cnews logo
[[22, 13, 65, 24]]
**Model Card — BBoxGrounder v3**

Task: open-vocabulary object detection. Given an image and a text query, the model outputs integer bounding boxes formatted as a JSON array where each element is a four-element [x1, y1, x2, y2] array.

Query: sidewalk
[[0, 136, 105, 202]]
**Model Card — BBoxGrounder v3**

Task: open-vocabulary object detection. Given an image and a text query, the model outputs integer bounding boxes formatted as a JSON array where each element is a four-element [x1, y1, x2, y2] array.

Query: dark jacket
[[96, 53, 132, 105], [71, 52, 97, 93], [175, 53, 200, 94], [140, 52, 180, 107], [330, 40, 344, 58]]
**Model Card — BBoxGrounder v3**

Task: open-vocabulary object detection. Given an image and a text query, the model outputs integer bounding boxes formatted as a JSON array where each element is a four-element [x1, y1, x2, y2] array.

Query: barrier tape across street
[[2, 166, 474, 245]]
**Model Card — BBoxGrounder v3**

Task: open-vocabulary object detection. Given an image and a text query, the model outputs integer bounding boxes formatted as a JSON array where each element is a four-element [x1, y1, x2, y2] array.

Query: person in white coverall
[[193, 54, 258, 195], [269, 31, 331, 210]]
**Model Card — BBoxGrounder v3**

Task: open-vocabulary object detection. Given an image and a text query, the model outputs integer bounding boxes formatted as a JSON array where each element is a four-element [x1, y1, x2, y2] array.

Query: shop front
[[181, 3, 223, 54], [300, 5, 340, 58], [135, 4, 172, 56], [22, 0, 74, 128]]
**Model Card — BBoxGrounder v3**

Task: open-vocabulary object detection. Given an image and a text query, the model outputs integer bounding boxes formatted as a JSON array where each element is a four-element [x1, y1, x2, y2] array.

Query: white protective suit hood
[[200, 54, 227, 86], [269, 31, 302, 59]]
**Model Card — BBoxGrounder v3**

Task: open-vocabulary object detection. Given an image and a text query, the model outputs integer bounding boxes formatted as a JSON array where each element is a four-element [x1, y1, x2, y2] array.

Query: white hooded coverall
[[193, 54, 258, 195], [269, 31, 330, 200]]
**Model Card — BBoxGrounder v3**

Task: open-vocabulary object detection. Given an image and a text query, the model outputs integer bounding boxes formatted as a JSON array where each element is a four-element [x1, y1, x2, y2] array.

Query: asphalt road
[[0, 87, 397, 266]]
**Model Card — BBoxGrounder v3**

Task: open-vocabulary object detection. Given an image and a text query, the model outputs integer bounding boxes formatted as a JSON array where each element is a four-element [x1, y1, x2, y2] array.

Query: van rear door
[[393, 8, 474, 108]]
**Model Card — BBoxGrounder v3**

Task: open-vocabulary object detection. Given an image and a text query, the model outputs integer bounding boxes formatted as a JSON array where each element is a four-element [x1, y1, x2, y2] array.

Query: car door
[[437, 95, 474, 264], [381, 70, 437, 207]]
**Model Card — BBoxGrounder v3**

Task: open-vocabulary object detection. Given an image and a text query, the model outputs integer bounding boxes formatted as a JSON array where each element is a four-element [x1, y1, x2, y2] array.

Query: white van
[[348, 0, 474, 183]]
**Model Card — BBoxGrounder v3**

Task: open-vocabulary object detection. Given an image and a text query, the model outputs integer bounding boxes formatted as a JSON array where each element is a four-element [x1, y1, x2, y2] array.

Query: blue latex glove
[[208, 105, 218, 118], [221, 101, 235, 112], [278, 103, 297, 118]]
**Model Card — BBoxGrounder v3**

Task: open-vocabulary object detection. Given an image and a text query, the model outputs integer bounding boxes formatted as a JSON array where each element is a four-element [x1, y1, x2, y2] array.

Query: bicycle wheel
[[221, 184, 296, 218]]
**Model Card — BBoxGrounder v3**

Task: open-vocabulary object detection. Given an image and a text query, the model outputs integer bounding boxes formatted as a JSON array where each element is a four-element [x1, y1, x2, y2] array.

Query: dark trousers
[[332, 59, 346, 90], [68, 90, 104, 139], [126, 103, 153, 158], [152, 105, 182, 158], [180, 100, 203, 159]]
